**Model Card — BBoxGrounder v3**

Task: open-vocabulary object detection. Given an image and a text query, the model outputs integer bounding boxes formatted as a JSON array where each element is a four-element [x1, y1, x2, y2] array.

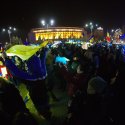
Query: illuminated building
[[29, 27, 84, 42]]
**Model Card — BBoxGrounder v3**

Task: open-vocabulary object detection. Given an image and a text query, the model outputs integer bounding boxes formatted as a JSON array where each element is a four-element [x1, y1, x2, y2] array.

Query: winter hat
[[87, 76, 107, 94]]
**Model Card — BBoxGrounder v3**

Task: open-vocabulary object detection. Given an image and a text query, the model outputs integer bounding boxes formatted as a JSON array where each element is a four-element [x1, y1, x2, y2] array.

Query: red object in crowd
[[106, 36, 111, 42], [59, 66, 88, 96], [0, 65, 13, 79]]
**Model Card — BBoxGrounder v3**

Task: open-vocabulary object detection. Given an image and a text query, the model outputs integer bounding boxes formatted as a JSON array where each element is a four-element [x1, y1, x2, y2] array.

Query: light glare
[[50, 19, 54, 26], [13, 28, 16, 31], [41, 20, 46, 26], [90, 22, 92, 25], [2, 29, 6, 32], [85, 24, 88, 27]]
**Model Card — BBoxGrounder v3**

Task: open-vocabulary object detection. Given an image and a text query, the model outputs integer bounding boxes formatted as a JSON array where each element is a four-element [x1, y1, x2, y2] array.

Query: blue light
[[55, 56, 70, 65], [119, 34, 125, 39]]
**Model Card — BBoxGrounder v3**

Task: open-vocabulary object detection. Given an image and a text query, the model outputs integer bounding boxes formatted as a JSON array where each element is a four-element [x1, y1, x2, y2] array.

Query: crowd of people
[[0, 41, 125, 125]]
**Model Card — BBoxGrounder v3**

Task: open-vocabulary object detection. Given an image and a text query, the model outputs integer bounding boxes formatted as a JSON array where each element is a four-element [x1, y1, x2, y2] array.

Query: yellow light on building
[[30, 27, 84, 42]]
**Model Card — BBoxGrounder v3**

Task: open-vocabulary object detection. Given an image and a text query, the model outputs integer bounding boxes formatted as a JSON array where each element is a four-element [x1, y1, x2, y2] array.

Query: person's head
[[87, 76, 107, 95]]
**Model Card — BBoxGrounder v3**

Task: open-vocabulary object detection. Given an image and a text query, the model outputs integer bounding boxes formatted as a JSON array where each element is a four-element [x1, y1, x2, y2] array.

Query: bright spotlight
[[90, 22, 92, 25], [2, 29, 6, 32], [50, 19, 54, 26], [13, 28, 16, 31], [9, 27, 12, 29], [111, 29, 114, 32], [96, 24, 98, 27], [85, 24, 88, 27], [41, 20, 46, 26]]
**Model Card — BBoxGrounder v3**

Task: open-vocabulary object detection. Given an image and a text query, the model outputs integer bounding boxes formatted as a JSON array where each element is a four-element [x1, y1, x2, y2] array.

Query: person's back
[[67, 76, 109, 125], [109, 61, 125, 125], [2, 48, 52, 120], [0, 78, 29, 120], [86, 76, 110, 125]]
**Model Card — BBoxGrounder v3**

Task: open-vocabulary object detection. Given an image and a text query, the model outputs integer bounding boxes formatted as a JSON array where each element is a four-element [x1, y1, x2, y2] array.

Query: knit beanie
[[87, 76, 107, 94]]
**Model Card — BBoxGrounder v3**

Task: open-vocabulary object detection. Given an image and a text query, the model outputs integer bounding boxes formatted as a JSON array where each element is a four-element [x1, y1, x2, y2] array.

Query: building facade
[[29, 27, 84, 42]]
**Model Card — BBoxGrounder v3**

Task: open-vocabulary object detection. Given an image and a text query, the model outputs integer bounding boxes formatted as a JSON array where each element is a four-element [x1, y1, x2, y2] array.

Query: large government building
[[29, 27, 84, 42]]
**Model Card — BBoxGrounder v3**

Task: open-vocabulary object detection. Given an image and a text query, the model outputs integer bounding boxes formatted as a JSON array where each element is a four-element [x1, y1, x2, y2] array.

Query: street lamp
[[111, 29, 114, 33], [50, 19, 54, 26], [13, 28, 16, 31], [41, 20, 46, 26], [85, 22, 99, 35], [8, 30, 11, 44], [41, 19, 55, 28], [85, 23, 93, 34], [96, 24, 98, 27], [9, 27, 12, 30], [90, 25, 93, 34], [2, 29, 6, 32], [90, 22, 92, 25], [2, 27, 17, 44], [85, 24, 88, 27]]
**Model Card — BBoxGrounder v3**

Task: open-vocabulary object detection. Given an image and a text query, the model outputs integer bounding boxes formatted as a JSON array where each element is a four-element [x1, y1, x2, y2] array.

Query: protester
[[0, 78, 29, 124], [2, 48, 52, 120], [46, 49, 59, 101], [66, 76, 109, 125]]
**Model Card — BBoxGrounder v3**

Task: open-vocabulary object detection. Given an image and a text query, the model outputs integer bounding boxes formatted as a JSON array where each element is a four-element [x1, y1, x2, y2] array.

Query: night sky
[[0, 0, 125, 33]]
